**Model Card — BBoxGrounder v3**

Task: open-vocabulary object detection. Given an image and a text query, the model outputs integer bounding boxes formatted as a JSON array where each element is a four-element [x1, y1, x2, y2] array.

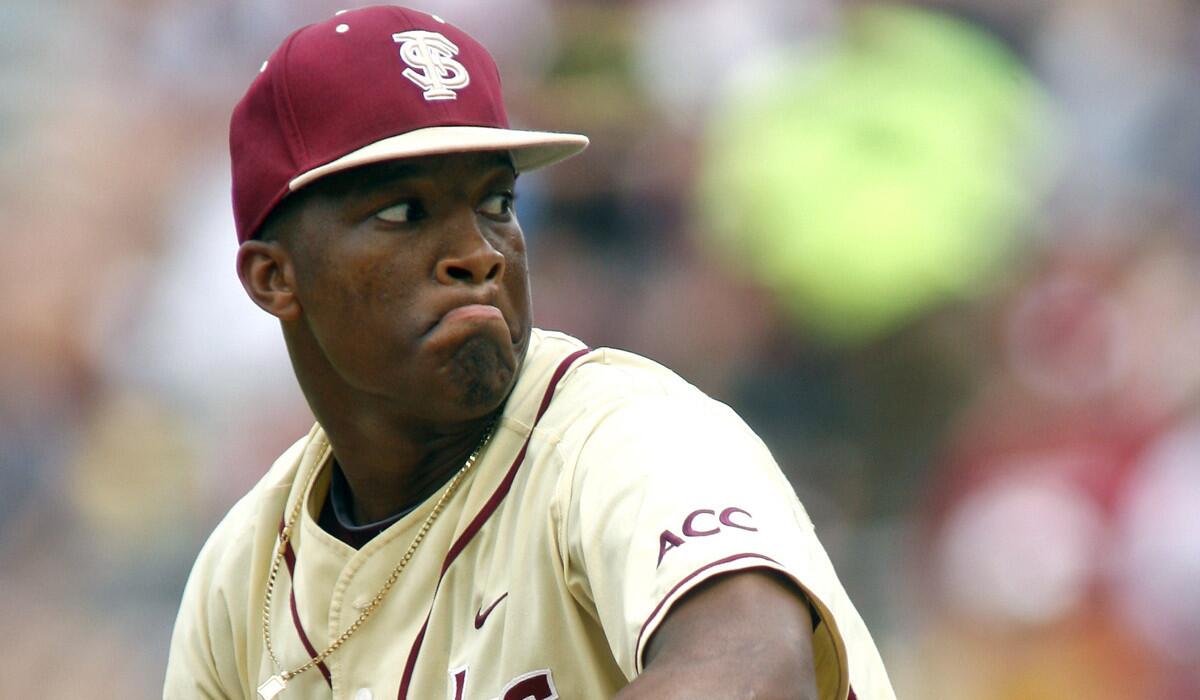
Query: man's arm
[[615, 569, 820, 700]]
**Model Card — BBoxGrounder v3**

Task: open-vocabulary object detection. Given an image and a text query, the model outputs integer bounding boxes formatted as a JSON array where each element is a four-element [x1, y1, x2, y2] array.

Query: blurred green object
[[700, 3, 1053, 344]]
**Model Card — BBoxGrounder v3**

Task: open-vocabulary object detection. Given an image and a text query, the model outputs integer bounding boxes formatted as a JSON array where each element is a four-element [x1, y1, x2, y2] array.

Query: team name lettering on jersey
[[450, 667, 558, 700], [392, 30, 470, 100], [657, 507, 757, 566]]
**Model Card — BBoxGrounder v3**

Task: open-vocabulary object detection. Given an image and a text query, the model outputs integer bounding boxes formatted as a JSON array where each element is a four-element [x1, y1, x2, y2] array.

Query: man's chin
[[446, 333, 517, 412]]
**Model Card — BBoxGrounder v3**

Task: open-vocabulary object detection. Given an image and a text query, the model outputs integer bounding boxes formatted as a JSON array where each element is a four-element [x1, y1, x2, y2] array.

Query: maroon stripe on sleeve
[[633, 552, 784, 666], [397, 347, 590, 698], [282, 538, 334, 687], [535, 349, 590, 420], [441, 348, 589, 574]]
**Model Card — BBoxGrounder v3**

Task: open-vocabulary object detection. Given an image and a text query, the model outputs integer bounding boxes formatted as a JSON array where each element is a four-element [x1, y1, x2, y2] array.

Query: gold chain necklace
[[257, 425, 494, 700]]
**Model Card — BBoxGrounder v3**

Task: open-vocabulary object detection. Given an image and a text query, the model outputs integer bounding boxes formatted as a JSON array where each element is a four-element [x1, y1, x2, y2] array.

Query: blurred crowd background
[[3, 0, 1199, 697]]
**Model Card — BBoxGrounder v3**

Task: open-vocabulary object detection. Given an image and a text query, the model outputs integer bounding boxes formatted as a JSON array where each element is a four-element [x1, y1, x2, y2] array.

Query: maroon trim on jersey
[[633, 552, 784, 667], [849, 687, 857, 699], [397, 348, 591, 699], [279, 533, 334, 687]]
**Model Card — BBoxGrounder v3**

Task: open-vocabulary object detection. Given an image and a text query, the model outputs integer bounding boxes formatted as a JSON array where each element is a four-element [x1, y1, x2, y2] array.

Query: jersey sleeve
[[163, 524, 247, 700], [164, 432, 312, 700], [558, 394, 863, 700]]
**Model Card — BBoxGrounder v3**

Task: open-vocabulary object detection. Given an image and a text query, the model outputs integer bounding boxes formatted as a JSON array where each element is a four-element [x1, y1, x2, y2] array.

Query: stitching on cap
[[274, 29, 309, 165]]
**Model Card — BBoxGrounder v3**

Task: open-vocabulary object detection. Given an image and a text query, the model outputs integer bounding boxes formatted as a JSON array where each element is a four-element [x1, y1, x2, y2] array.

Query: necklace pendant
[[258, 675, 287, 699]]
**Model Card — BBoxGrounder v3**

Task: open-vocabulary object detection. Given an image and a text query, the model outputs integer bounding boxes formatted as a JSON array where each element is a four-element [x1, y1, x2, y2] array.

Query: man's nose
[[435, 213, 506, 285]]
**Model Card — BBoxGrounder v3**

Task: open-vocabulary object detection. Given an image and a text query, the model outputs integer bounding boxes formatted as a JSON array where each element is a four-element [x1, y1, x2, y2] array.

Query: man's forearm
[[615, 570, 820, 700]]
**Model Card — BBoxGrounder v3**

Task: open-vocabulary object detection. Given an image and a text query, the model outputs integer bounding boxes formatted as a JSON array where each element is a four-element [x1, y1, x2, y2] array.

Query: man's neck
[[317, 411, 496, 524]]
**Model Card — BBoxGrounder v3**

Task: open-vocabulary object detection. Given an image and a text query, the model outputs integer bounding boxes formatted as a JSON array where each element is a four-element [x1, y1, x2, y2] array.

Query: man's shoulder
[[529, 328, 702, 405], [185, 428, 318, 589], [527, 329, 740, 441]]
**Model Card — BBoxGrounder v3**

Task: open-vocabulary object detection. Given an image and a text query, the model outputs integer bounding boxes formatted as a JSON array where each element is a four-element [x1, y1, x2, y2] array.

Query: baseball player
[[164, 6, 896, 700]]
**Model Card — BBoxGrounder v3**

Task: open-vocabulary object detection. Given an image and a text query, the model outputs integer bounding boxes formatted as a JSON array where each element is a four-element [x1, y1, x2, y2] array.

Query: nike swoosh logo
[[474, 592, 508, 629]]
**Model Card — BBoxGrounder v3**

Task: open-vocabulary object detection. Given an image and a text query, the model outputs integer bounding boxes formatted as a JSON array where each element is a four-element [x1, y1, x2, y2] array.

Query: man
[[165, 6, 895, 699]]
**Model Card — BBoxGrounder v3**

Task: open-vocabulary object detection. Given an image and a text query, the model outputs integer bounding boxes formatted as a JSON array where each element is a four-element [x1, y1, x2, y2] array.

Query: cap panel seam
[[274, 29, 310, 167]]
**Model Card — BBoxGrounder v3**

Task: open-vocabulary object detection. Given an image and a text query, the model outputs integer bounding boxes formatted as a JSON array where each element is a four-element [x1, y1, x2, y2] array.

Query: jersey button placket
[[353, 688, 373, 700]]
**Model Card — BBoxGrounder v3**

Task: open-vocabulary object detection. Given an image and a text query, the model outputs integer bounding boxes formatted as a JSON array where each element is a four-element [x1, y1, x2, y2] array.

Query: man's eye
[[479, 192, 514, 217], [375, 201, 420, 223]]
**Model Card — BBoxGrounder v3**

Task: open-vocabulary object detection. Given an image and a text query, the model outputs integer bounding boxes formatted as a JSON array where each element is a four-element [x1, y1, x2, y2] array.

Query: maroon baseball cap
[[230, 5, 588, 242]]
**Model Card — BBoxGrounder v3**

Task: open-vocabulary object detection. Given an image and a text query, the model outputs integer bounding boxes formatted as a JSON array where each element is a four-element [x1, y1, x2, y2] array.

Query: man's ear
[[237, 240, 302, 321]]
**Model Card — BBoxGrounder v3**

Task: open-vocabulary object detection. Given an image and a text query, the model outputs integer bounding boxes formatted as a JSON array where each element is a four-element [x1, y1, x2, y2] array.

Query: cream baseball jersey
[[165, 329, 895, 699]]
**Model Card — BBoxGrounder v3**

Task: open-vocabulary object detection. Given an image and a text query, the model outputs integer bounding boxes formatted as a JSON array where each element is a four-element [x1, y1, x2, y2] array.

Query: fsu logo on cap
[[392, 30, 470, 100]]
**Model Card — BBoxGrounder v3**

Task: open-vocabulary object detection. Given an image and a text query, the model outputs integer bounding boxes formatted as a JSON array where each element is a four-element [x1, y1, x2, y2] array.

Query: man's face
[[279, 151, 533, 425]]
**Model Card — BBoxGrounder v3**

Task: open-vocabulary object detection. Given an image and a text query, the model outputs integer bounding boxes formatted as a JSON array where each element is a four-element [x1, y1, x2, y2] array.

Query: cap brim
[[288, 125, 589, 191]]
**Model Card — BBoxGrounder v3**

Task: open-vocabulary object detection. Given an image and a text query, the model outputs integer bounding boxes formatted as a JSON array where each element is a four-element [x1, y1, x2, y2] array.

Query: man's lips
[[425, 303, 513, 343], [440, 303, 505, 326]]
